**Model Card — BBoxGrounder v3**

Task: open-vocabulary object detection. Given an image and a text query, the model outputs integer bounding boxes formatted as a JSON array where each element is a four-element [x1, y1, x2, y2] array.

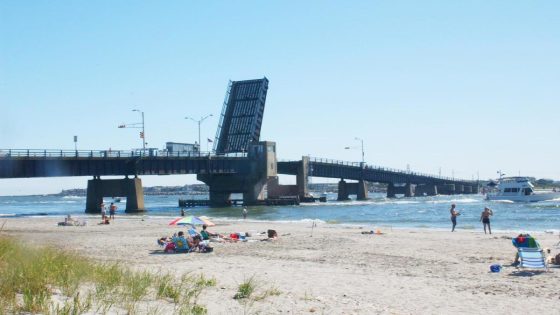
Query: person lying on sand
[[200, 224, 219, 240]]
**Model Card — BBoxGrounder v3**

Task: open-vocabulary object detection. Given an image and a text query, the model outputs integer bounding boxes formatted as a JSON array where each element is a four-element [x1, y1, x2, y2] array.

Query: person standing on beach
[[480, 207, 493, 234], [109, 202, 117, 220], [242, 207, 248, 219], [450, 204, 460, 232], [100, 202, 106, 220]]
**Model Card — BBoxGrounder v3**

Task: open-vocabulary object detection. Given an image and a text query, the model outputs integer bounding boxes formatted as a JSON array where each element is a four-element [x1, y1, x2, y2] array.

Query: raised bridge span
[[0, 146, 477, 212]]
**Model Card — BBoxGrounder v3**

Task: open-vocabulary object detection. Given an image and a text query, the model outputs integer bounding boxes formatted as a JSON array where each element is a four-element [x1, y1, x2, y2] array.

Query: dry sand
[[2, 216, 560, 314]]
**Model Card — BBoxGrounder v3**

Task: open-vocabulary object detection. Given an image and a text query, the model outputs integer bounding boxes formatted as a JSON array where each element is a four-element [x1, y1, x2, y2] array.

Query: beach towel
[[512, 234, 540, 249]]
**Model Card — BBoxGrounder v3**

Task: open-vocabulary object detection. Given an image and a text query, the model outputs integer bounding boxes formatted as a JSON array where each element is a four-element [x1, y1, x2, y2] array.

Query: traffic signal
[[140, 132, 144, 139]]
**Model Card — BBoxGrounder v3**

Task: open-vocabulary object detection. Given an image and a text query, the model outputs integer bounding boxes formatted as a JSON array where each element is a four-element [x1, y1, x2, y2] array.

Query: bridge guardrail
[[0, 149, 248, 159], [302, 157, 470, 183]]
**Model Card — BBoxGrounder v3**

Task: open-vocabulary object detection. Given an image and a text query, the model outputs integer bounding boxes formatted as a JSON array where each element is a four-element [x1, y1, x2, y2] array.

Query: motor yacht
[[485, 177, 560, 202]]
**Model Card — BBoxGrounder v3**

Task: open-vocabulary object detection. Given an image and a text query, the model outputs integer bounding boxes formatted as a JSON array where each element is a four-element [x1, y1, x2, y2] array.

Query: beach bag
[[164, 242, 176, 253], [555, 253, 560, 265], [199, 245, 213, 253], [267, 229, 277, 238]]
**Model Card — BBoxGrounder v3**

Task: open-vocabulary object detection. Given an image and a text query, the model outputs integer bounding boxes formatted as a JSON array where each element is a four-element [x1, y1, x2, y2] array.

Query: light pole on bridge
[[344, 137, 365, 167], [185, 114, 213, 154], [118, 109, 146, 152]]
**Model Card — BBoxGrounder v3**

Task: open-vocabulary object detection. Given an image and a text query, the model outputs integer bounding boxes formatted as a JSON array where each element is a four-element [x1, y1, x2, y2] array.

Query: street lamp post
[[132, 109, 146, 151], [355, 137, 364, 165], [185, 114, 213, 154], [345, 137, 365, 166], [118, 109, 146, 153]]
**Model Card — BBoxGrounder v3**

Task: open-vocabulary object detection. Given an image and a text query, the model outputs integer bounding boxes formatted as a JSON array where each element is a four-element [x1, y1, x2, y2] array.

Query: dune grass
[[233, 276, 256, 300], [0, 236, 215, 314]]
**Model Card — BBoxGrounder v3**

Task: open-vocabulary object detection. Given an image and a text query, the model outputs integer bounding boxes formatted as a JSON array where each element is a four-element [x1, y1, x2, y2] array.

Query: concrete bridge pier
[[267, 156, 309, 200], [198, 141, 278, 207], [414, 184, 438, 196], [437, 184, 456, 195], [387, 183, 413, 198], [471, 185, 479, 194], [85, 177, 145, 213], [337, 179, 350, 201], [387, 183, 396, 198], [208, 190, 233, 207], [199, 172, 270, 207], [404, 183, 413, 197], [356, 180, 368, 200], [337, 179, 368, 201]]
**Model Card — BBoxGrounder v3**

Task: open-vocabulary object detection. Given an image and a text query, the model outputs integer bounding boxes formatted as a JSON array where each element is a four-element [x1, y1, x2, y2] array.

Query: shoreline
[[2, 214, 559, 235]]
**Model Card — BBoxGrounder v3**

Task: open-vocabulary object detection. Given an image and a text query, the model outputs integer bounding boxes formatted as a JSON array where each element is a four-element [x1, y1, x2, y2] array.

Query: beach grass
[[0, 236, 215, 314], [234, 276, 256, 300]]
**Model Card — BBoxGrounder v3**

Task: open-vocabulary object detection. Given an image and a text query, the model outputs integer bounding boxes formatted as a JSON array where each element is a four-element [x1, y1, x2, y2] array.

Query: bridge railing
[[306, 157, 468, 183], [0, 149, 248, 159]]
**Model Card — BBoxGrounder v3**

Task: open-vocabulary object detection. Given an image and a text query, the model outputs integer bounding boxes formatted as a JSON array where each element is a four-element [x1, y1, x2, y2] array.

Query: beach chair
[[517, 247, 548, 271]]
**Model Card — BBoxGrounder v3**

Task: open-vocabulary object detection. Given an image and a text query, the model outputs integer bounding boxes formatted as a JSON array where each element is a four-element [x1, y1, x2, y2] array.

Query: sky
[[1, 1, 559, 195]]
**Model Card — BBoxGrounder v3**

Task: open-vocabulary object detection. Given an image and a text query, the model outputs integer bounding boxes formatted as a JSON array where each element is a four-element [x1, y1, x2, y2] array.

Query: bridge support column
[[404, 183, 413, 197], [267, 156, 309, 200], [337, 179, 350, 201], [415, 184, 438, 196], [387, 183, 396, 198], [208, 191, 232, 207], [85, 177, 145, 213], [297, 156, 309, 198], [388, 183, 413, 197], [437, 184, 455, 195], [198, 141, 277, 207], [356, 180, 368, 200], [471, 185, 479, 194]]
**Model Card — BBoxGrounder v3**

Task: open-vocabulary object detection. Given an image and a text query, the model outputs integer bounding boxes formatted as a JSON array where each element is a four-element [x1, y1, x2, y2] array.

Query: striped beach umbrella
[[168, 216, 205, 226]]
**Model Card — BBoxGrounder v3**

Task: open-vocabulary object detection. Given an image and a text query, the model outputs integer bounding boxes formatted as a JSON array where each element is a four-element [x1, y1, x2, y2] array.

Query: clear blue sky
[[1, 1, 559, 195]]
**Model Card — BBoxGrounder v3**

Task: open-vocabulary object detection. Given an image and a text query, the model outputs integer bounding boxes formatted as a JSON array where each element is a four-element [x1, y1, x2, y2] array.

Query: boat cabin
[[495, 177, 534, 196]]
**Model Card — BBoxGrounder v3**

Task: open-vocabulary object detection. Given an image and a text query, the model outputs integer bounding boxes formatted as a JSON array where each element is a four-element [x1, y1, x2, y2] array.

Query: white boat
[[485, 177, 560, 202]]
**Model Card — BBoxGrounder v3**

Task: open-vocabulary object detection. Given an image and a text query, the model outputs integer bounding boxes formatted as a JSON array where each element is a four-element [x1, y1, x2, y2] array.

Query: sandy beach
[[2, 216, 559, 314]]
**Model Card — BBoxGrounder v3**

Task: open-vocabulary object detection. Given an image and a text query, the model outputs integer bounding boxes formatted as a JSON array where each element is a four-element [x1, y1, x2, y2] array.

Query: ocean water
[[1, 193, 559, 233]]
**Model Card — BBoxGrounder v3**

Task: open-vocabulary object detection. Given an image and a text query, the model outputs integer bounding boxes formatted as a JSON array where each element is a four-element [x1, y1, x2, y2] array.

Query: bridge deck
[[0, 150, 475, 187]]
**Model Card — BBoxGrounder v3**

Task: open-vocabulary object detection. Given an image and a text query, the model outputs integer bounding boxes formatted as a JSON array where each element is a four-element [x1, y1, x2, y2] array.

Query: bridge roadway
[[0, 150, 473, 185], [0, 148, 477, 210], [0, 149, 249, 178], [278, 158, 473, 187]]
